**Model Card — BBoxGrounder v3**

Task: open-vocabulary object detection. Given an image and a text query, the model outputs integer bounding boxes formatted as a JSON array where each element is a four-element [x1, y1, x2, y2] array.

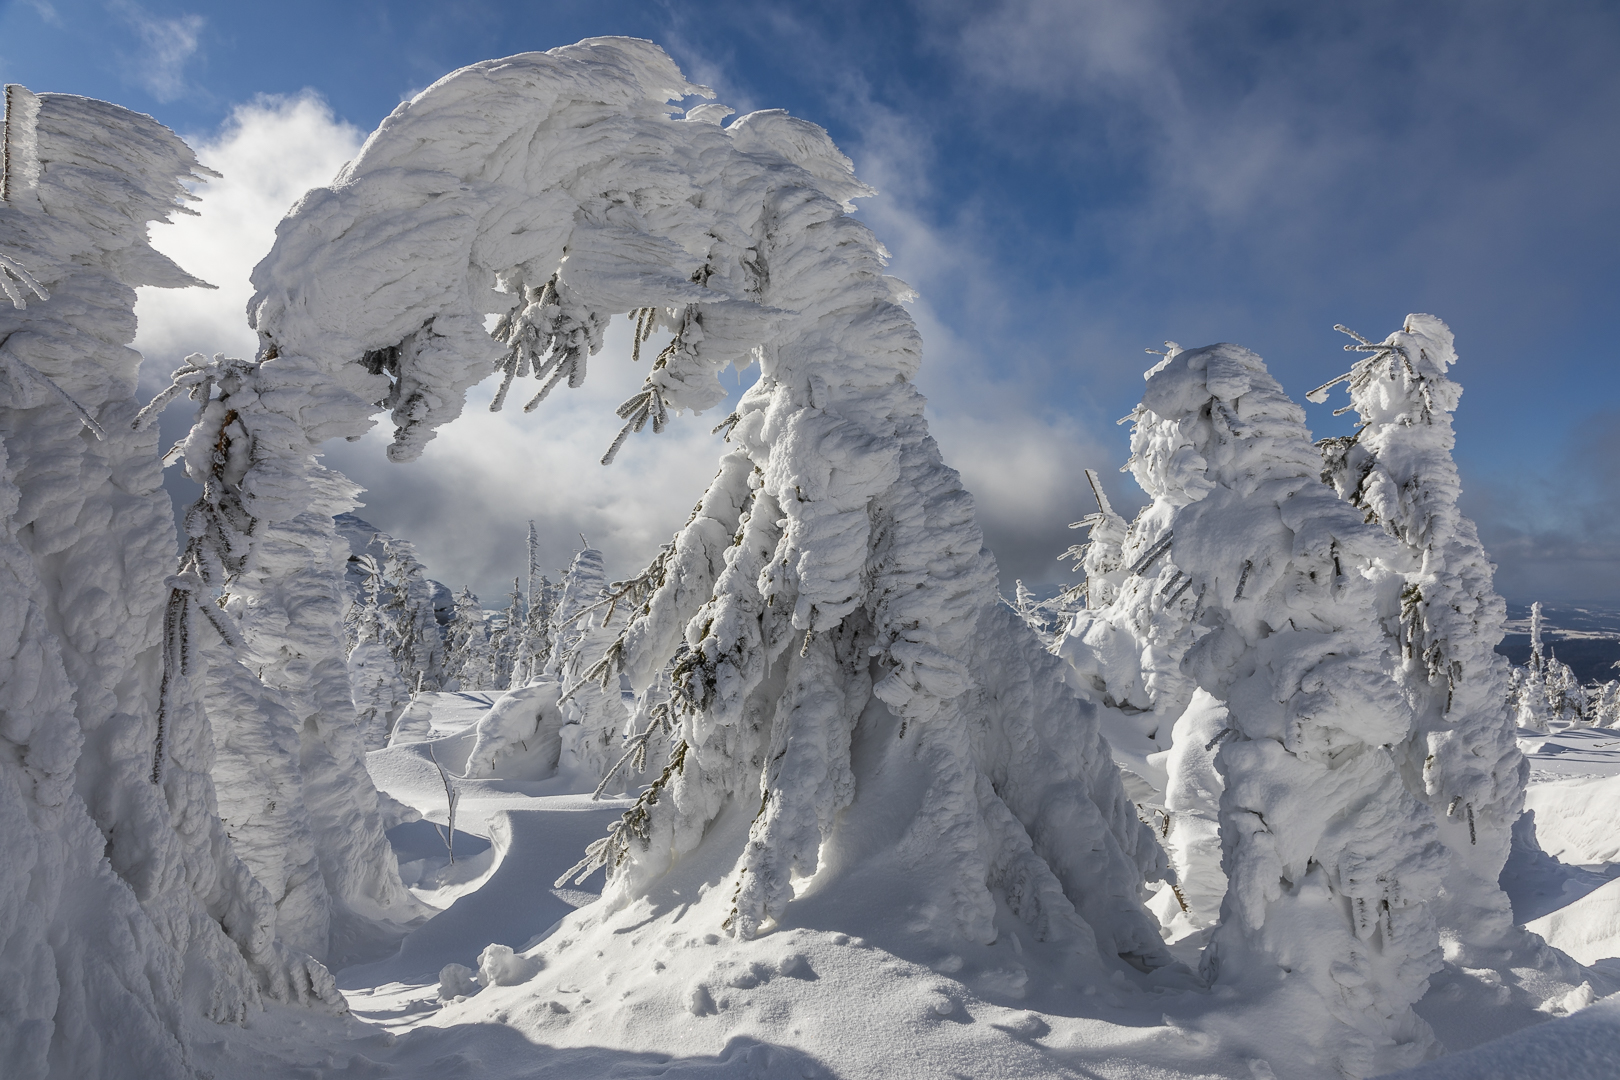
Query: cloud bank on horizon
[[5, 0, 1617, 604]]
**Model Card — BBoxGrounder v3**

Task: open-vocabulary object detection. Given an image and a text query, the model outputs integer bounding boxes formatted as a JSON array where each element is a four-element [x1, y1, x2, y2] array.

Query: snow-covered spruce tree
[[344, 553, 412, 744], [240, 40, 1172, 975], [379, 532, 446, 692], [1590, 678, 1620, 727], [462, 543, 633, 783], [1313, 317, 1588, 1005], [1509, 601, 1553, 731], [445, 585, 495, 690], [546, 545, 628, 774], [1055, 427, 1205, 758], [0, 86, 339, 1076], [1542, 650, 1583, 727], [1064, 467, 1130, 611], [1050, 371, 1212, 850], [506, 520, 557, 687], [1123, 343, 1447, 1077], [489, 576, 526, 690]]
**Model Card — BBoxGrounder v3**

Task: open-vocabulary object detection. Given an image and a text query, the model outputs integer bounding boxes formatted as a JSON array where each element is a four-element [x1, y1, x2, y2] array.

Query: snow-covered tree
[[1064, 467, 1130, 611], [344, 553, 411, 744], [547, 545, 633, 777], [1590, 677, 1620, 727], [239, 39, 1172, 979], [1120, 343, 1447, 1077], [463, 543, 633, 782], [379, 533, 446, 691], [506, 520, 558, 686], [445, 585, 495, 690], [1507, 601, 1554, 731], [142, 357, 427, 963], [1313, 318, 1588, 1012], [1543, 651, 1583, 726], [1052, 376, 1210, 802], [1, 85, 338, 1076]]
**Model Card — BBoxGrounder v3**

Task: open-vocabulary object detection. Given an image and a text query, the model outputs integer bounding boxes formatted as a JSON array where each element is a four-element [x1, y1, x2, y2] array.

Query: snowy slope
[[182, 689, 1620, 1080]]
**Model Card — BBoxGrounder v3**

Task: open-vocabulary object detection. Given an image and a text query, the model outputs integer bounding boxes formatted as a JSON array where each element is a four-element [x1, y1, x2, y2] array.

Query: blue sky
[[3, 0, 1618, 604]]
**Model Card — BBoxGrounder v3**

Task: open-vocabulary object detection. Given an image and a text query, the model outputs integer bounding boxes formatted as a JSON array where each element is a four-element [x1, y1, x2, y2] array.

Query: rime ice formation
[[1, 85, 338, 1079], [231, 39, 1170, 975], [1154, 689, 1229, 933], [1315, 318, 1590, 1029]]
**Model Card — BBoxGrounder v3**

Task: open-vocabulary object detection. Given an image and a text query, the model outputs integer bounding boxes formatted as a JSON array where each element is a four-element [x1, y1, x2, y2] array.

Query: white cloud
[[134, 92, 365, 372], [110, 0, 205, 103], [837, 95, 1128, 589], [25, 0, 63, 29], [321, 325, 736, 603]]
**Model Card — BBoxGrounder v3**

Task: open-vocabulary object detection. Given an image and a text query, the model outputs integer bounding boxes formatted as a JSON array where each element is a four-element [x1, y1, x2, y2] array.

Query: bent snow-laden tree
[[1107, 344, 1449, 1078], [217, 39, 1171, 975], [150, 350, 427, 965], [0, 86, 338, 1080], [1315, 318, 1588, 1008]]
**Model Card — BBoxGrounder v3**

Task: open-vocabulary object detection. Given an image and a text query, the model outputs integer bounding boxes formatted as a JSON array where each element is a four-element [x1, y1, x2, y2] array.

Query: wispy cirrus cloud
[[110, 0, 204, 103]]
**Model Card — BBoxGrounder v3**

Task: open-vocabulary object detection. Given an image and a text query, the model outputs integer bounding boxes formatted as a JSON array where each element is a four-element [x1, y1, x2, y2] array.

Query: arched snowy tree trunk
[[227, 39, 1172, 976], [0, 85, 339, 1078]]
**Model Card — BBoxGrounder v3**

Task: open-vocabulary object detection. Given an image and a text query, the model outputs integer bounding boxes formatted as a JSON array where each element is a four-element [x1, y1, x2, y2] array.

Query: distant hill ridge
[[1498, 603, 1620, 683]]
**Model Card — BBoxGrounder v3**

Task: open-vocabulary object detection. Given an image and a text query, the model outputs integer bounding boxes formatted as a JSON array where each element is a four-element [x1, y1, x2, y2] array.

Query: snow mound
[[1528, 880, 1620, 967]]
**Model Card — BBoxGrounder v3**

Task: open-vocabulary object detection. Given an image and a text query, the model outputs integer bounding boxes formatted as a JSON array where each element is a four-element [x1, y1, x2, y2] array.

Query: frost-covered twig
[[558, 739, 688, 886], [427, 741, 461, 863], [0, 251, 48, 309], [592, 699, 675, 799], [0, 333, 106, 439], [133, 354, 213, 430]]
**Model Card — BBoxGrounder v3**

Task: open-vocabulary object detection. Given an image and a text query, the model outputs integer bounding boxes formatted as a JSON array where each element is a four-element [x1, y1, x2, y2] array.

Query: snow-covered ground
[[181, 694, 1620, 1080], [1510, 726, 1620, 973]]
